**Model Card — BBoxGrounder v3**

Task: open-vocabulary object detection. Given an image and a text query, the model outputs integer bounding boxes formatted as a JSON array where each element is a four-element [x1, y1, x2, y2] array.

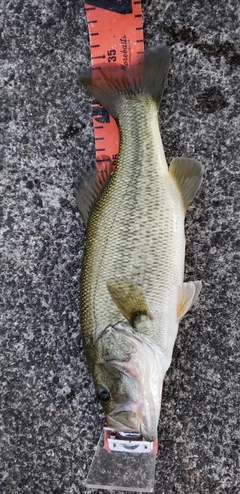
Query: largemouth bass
[[77, 45, 203, 442]]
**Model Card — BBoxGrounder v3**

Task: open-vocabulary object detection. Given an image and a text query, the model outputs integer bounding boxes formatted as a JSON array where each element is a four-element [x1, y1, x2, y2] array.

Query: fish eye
[[96, 386, 110, 402]]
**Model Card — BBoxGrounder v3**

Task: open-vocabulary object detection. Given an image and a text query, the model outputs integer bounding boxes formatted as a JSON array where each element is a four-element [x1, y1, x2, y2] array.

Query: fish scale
[[78, 44, 203, 440], [81, 97, 185, 357]]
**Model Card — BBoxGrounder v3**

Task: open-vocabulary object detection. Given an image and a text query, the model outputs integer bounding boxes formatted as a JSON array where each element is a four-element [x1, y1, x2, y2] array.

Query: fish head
[[93, 321, 164, 442]]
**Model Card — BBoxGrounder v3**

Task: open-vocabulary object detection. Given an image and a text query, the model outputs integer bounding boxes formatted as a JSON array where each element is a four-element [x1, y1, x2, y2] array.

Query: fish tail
[[78, 44, 171, 118]]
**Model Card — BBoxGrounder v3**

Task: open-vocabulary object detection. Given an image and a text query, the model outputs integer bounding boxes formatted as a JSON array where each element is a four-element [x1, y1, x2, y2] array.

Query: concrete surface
[[1, 0, 239, 493]]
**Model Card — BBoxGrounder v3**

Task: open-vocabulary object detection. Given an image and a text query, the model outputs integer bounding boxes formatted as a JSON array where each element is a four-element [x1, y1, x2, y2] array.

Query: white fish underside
[[81, 100, 185, 369]]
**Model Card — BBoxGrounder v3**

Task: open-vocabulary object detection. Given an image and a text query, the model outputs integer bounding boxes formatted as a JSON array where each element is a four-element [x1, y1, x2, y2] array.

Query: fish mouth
[[105, 326, 164, 442], [106, 402, 158, 442]]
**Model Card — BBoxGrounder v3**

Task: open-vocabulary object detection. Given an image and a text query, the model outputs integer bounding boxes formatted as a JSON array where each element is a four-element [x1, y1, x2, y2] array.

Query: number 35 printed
[[108, 49, 117, 62]]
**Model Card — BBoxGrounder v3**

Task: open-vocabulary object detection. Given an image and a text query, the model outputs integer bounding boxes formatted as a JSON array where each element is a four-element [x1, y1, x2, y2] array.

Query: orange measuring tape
[[84, 0, 144, 176]]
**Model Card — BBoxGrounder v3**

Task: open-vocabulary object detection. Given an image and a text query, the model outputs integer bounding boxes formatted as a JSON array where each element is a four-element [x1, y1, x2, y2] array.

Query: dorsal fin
[[169, 157, 203, 210], [75, 156, 113, 226]]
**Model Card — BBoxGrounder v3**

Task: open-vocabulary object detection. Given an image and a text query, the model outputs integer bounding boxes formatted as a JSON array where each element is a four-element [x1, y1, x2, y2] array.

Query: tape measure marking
[[85, 1, 144, 176]]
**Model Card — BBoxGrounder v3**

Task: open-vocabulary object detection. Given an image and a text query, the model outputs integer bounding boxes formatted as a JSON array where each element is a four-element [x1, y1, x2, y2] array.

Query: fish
[[77, 44, 203, 442]]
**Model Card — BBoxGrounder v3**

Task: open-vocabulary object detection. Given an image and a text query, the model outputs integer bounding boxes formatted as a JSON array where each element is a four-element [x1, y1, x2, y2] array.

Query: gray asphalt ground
[[1, 1, 239, 493]]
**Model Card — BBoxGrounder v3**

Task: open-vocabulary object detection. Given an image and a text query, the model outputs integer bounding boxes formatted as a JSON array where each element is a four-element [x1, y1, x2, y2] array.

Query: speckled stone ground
[[1, 1, 239, 493]]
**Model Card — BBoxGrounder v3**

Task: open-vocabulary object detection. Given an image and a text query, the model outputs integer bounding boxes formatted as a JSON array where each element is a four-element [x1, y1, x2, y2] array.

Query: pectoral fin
[[169, 157, 203, 210], [177, 281, 202, 320], [107, 280, 152, 325]]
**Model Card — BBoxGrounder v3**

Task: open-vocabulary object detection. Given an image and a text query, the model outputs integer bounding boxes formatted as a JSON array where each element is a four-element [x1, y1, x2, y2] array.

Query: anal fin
[[177, 281, 202, 320], [169, 157, 203, 210]]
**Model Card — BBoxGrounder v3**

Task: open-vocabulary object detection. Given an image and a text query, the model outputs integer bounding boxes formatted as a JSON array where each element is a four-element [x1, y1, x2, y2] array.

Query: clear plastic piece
[[86, 428, 158, 492]]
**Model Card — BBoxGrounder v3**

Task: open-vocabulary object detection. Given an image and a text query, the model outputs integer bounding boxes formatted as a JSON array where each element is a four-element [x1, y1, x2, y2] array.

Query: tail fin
[[79, 44, 171, 119]]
